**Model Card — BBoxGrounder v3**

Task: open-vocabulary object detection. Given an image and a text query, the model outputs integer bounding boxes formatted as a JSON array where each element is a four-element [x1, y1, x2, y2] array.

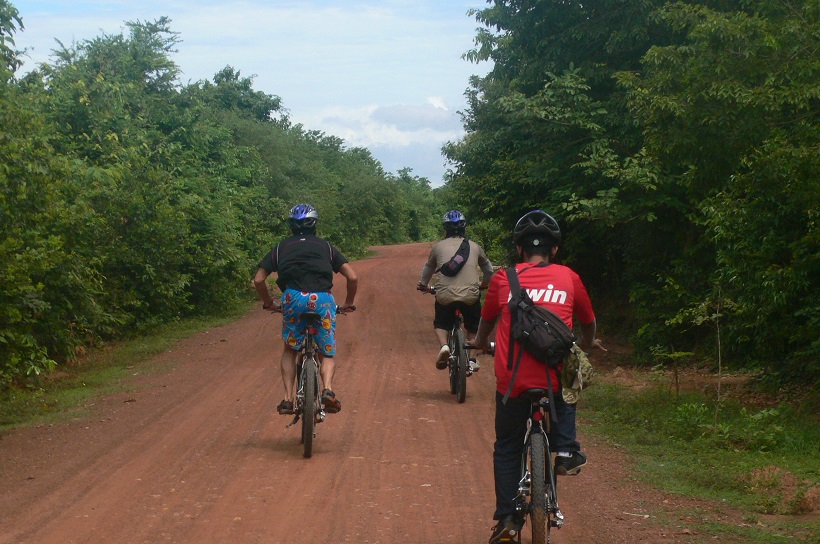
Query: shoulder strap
[[506, 266, 521, 372]]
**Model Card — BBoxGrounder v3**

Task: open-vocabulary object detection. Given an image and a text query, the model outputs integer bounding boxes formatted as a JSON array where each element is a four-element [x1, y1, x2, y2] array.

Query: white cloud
[[12, 0, 490, 184]]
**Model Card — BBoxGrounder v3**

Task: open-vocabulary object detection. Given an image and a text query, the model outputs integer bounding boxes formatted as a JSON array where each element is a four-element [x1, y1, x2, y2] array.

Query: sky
[[10, 0, 492, 186]]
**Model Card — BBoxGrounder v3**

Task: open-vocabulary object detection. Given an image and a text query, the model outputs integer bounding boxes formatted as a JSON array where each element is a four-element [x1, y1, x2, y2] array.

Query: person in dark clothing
[[253, 204, 357, 415]]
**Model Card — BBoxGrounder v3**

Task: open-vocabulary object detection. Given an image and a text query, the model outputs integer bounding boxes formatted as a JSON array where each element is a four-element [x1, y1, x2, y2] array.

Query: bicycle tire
[[302, 355, 317, 458], [448, 334, 458, 395], [455, 328, 467, 403], [529, 432, 549, 543], [296, 357, 304, 445]]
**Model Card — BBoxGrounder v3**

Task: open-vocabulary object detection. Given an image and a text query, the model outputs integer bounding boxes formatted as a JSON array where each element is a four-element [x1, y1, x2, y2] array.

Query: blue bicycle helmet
[[513, 210, 561, 245], [442, 209, 467, 236], [288, 203, 319, 234]]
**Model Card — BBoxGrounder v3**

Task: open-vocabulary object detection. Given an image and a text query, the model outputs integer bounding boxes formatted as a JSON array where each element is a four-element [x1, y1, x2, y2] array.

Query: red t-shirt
[[482, 262, 595, 397]]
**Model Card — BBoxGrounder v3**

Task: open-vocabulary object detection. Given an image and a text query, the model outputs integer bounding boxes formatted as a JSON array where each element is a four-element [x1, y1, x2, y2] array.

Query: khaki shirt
[[426, 237, 491, 305]]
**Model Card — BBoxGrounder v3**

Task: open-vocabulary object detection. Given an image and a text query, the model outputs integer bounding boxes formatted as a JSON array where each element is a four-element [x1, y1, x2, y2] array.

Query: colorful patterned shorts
[[280, 289, 337, 356]]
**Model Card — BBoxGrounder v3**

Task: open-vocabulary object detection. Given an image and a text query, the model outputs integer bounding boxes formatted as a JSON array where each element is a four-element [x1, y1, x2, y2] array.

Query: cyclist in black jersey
[[253, 204, 357, 416]]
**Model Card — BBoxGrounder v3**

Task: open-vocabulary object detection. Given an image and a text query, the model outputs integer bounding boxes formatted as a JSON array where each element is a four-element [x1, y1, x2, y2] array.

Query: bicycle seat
[[520, 388, 551, 402], [302, 311, 323, 321]]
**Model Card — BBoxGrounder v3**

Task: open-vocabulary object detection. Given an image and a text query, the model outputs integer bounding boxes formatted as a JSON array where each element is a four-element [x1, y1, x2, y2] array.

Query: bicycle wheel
[[448, 334, 458, 394], [455, 328, 467, 403], [301, 356, 317, 458], [529, 432, 549, 543]]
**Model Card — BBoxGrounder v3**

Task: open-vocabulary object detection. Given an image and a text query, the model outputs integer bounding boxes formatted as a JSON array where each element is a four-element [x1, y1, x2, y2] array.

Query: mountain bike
[[515, 388, 564, 543], [417, 285, 474, 403], [285, 306, 353, 458], [447, 307, 472, 403]]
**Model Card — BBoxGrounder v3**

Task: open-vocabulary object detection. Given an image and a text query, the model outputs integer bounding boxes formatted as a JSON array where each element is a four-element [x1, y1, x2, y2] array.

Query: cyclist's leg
[[279, 345, 299, 402], [433, 301, 456, 366], [460, 300, 482, 343], [310, 293, 342, 412], [458, 301, 481, 371], [432, 300, 455, 345], [547, 396, 581, 453], [492, 391, 531, 520], [549, 395, 587, 475], [280, 289, 309, 408]]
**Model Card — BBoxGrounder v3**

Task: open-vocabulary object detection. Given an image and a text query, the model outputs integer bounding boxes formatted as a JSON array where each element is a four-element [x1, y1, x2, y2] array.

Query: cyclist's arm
[[479, 260, 494, 289], [338, 263, 358, 309], [579, 319, 596, 350], [579, 319, 606, 351], [419, 262, 435, 287], [253, 267, 280, 311], [473, 316, 497, 351]]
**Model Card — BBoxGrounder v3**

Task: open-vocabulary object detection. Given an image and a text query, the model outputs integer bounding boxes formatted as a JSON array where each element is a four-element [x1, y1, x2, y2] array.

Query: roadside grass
[[0, 303, 253, 431], [582, 380, 820, 543]]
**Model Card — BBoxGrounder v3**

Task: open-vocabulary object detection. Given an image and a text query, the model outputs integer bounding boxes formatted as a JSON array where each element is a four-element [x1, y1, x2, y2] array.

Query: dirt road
[[1, 244, 709, 543]]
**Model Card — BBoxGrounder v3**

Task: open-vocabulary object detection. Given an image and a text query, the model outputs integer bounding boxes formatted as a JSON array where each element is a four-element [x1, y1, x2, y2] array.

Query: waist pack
[[437, 238, 471, 277]]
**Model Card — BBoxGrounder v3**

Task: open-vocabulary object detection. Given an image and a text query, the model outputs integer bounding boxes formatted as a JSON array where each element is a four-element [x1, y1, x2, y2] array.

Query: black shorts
[[434, 300, 481, 333]]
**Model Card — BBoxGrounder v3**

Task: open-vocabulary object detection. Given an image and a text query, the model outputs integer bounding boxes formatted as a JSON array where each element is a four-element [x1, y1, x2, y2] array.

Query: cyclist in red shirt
[[474, 210, 601, 543]]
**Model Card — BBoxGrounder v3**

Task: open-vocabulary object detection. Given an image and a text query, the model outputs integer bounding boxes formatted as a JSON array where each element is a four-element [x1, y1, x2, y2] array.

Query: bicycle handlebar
[[466, 341, 495, 355], [264, 304, 356, 314]]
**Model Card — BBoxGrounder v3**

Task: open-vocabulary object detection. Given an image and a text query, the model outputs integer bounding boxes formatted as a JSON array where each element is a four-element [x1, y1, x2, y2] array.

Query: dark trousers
[[492, 391, 580, 520]]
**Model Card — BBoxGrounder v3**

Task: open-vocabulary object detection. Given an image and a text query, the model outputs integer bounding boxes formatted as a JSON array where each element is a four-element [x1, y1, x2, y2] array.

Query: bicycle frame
[[287, 311, 325, 458], [516, 394, 564, 543], [447, 309, 470, 403]]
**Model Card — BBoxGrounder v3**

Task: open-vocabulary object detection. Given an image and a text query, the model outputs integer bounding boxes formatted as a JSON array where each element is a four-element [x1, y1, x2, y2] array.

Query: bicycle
[[417, 285, 474, 403], [515, 388, 564, 543], [283, 306, 353, 458]]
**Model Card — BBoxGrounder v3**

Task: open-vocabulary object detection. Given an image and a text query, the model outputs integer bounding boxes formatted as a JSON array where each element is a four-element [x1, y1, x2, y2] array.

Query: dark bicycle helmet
[[288, 203, 319, 234], [513, 210, 562, 245]]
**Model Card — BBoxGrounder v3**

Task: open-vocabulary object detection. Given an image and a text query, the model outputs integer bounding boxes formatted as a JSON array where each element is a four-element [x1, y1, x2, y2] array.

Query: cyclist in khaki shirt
[[417, 210, 494, 371]]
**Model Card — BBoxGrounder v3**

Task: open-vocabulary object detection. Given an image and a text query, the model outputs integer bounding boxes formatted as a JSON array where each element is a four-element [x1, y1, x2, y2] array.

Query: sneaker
[[436, 345, 450, 370], [469, 358, 480, 372], [276, 400, 295, 415], [554, 451, 587, 476], [488, 514, 524, 543], [321, 389, 341, 413]]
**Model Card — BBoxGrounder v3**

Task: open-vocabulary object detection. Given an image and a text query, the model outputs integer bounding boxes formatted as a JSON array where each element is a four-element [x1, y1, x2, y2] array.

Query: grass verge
[[581, 379, 819, 543], [0, 302, 253, 431]]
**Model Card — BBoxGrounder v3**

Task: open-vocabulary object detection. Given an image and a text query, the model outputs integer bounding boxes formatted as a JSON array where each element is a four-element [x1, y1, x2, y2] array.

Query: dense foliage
[[2, 0, 816, 388], [0, 4, 439, 387], [444, 0, 818, 382]]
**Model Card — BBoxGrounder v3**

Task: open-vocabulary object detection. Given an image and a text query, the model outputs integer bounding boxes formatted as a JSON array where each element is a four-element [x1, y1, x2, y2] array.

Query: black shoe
[[555, 451, 587, 476], [276, 400, 295, 415], [488, 514, 524, 543], [321, 389, 341, 413]]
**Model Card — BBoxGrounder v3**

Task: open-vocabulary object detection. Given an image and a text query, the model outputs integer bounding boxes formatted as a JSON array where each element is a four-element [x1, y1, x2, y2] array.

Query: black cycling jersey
[[258, 234, 348, 293]]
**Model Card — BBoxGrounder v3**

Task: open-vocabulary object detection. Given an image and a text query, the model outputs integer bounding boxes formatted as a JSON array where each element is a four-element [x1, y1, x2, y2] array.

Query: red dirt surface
[[0, 244, 756, 543]]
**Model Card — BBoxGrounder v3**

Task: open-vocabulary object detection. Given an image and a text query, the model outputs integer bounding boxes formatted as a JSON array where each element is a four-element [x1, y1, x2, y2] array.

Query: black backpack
[[436, 238, 471, 277], [503, 264, 577, 416]]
